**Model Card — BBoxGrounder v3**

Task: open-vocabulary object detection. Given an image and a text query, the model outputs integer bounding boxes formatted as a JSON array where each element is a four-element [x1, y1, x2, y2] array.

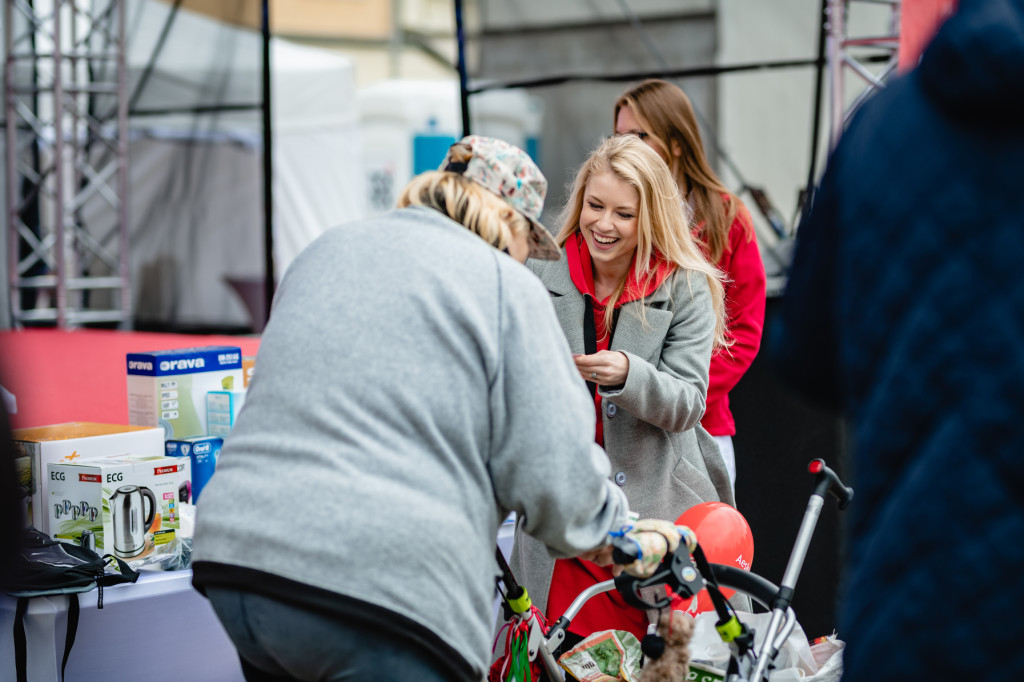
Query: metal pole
[[4, 0, 17, 327], [260, 0, 275, 328], [802, 0, 829, 222], [117, 0, 131, 328], [826, 0, 846, 150], [389, 0, 402, 78], [453, 0, 471, 137], [54, 0, 67, 327], [70, 0, 81, 318]]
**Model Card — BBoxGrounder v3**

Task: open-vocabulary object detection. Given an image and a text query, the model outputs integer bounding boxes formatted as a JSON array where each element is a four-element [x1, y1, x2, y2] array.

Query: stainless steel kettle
[[109, 484, 156, 558]]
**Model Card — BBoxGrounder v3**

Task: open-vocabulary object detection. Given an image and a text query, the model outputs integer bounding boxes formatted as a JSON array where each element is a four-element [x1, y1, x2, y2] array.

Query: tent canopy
[[125, 0, 356, 137]]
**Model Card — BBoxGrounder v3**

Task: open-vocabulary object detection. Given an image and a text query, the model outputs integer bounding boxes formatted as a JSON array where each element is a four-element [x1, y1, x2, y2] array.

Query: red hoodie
[[699, 201, 766, 437]]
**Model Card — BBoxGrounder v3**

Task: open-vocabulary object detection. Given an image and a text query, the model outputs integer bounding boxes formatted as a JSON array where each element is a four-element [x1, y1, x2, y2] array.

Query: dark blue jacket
[[772, 0, 1024, 678]]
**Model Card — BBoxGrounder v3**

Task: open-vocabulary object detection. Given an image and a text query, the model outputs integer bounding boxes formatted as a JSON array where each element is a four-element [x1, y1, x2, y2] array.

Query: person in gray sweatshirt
[[191, 136, 634, 681]]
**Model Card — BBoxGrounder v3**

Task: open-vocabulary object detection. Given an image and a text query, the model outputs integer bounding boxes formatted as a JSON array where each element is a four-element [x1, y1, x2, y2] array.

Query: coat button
[[615, 472, 626, 485], [606, 403, 617, 417]]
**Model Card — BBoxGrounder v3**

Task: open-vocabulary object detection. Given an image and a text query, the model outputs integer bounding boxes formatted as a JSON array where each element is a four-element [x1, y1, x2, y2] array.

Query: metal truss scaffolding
[[826, 0, 902, 149], [4, 0, 129, 328]]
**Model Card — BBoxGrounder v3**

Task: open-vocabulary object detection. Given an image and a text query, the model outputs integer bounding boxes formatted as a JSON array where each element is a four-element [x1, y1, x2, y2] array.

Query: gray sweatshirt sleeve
[[488, 261, 630, 558]]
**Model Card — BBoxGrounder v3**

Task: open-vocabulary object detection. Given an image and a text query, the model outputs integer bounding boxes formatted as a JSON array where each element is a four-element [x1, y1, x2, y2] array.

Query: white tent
[[81, 0, 364, 330]]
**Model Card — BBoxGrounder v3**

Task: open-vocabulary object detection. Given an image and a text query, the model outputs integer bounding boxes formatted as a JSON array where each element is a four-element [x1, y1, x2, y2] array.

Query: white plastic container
[[356, 79, 543, 216]]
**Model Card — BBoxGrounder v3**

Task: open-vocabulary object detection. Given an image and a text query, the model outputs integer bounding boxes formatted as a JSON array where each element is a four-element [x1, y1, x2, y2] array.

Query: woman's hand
[[574, 350, 629, 386]]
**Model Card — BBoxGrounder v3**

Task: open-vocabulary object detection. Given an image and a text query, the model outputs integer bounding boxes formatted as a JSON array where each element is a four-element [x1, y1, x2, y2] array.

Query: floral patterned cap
[[440, 135, 561, 261]]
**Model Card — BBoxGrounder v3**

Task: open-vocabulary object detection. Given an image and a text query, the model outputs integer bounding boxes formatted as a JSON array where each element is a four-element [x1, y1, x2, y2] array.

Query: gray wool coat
[[511, 254, 735, 615]]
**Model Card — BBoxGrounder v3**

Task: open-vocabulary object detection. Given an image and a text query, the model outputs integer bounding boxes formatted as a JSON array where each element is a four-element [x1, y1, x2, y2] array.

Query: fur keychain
[[638, 610, 695, 682]]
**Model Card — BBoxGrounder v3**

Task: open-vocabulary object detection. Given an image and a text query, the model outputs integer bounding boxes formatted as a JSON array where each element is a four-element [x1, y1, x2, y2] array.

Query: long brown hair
[[614, 79, 752, 265]]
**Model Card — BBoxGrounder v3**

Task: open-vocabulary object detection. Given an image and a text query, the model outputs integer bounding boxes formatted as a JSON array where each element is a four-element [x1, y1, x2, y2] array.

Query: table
[[0, 569, 244, 682], [2, 523, 517, 681]]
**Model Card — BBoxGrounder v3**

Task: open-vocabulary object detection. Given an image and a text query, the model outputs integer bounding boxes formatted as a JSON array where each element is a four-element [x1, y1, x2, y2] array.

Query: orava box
[[206, 390, 246, 438], [127, 346, 243, 439], [12, 422, 164, 535], [48, 454, 191, 558]]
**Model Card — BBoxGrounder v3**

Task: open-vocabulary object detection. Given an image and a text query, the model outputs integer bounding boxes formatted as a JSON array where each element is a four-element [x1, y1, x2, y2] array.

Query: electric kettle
[[109, 484, 156, 558]]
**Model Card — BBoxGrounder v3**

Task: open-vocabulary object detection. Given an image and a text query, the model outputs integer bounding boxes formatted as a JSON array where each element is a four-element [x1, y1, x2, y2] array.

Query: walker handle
[[808, 459, 854, 510], [610, 535, 639, 565]]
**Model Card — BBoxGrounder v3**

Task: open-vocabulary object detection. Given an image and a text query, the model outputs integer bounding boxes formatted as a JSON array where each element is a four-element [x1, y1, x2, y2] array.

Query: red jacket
[[700, 201, 766, 436]]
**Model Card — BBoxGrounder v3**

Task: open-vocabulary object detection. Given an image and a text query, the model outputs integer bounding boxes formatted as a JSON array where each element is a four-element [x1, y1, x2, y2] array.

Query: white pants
[[714, 434, 736, 495]]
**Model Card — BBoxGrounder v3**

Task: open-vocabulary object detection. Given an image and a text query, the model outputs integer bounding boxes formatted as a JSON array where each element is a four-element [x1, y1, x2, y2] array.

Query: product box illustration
[[48, 454, 191, 558], [206, 390, 246, 438], [127, 346, 243, 439], [12, 422, 165, 535]]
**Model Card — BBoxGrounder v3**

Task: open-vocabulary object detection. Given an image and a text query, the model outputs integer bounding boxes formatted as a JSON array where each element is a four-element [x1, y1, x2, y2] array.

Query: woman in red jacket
[[614, 79, 767, 493]]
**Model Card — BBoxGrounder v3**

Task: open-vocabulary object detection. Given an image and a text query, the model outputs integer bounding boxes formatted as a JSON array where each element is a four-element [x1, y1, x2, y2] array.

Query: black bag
[[4, 527, 141, 682]]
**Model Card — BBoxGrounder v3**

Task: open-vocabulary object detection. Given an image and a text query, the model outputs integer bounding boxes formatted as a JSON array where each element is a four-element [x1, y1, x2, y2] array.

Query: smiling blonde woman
[[615, 79, 767, 492], [510, 135, 739, 646]]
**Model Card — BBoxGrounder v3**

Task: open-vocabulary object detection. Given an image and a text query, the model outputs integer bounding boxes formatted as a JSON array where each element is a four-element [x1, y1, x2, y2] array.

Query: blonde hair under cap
[[398, 172, 530, 254]]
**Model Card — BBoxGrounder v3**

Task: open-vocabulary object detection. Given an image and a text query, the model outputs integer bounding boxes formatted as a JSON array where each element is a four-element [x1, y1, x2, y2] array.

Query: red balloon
[[671, 502, 754, 615]]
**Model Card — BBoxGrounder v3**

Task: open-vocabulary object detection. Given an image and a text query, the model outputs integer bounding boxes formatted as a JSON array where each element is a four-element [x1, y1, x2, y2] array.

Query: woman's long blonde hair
[[615, 79, 754, 265], [397, 171, 529, 251], [556, 135, 728, 347]]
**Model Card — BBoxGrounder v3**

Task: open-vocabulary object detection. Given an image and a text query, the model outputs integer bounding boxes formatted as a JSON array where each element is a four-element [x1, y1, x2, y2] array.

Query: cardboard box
[[14, 453, 31, 529], [206, 390, 246, 438], [242, 355, 256, 387], [126, 346, 243, 439], [47, 454, 190, 557], [165, 436, 223, 503], [12, 422, 165, 534]]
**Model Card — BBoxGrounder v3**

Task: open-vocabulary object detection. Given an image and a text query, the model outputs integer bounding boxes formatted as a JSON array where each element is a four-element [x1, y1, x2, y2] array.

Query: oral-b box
[[165, 435, 222, 503], [206, 390, 246, 438], [127, 346, 243, 439], [12, 422, 165, 535], [48, 454, 190, 557]]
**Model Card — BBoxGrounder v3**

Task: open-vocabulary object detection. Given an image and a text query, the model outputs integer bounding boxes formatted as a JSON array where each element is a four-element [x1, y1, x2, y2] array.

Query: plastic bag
[[805, 635, 844, 682], [126, 501, 195, 572], [689, 610, 841, 681]]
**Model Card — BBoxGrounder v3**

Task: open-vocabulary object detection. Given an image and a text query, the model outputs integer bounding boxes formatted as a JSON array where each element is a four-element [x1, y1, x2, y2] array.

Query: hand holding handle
[[610, 519, 697, 578]]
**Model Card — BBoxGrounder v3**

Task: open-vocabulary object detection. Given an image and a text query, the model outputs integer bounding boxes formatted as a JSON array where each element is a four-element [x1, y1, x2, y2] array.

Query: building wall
[[169, 0, 391, 36], [719, 0, 899, 290], [471, 1, 716, 229]]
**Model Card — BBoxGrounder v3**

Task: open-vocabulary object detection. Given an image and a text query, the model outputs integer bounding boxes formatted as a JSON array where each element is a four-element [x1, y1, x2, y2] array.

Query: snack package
[[558, 629, 642, 682]]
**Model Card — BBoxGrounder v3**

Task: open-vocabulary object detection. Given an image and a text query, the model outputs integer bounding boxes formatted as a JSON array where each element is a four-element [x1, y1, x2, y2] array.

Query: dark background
[[730, 296, 850, 640]]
